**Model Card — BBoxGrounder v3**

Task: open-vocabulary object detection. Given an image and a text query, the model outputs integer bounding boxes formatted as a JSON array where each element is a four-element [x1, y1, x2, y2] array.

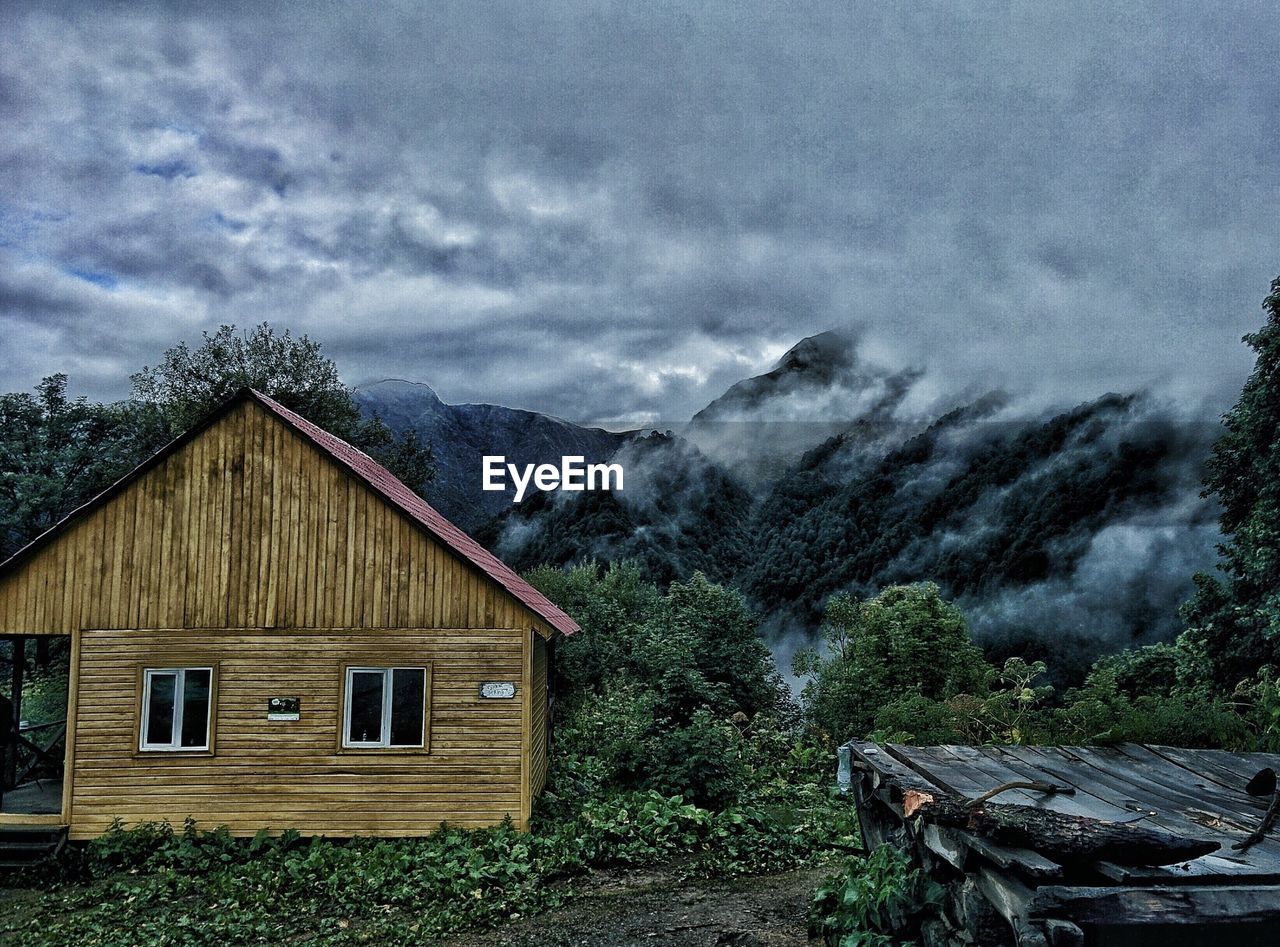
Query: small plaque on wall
[[479, 682, 516, 699], [267, 696, 301, 720]]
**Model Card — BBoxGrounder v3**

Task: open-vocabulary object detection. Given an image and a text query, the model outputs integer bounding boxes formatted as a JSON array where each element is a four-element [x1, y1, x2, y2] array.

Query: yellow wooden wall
[[0, 399, 555, 635], [530, 634, 548, 796], [70, 627, 524, 839], [0, 397, 555, 836]]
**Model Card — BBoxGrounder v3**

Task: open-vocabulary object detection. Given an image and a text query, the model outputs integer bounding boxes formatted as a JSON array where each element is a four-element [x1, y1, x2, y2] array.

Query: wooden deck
[[848, 741, 1280, 946], [1, 778, 64, 816]]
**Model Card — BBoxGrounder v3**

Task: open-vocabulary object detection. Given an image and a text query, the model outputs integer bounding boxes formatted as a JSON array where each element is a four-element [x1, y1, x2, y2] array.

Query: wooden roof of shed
[[849, 741, 1280, 885]]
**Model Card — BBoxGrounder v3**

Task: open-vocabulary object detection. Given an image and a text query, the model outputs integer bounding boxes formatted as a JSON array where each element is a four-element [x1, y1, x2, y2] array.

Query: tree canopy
[[131, 323, 436, 497], [795, 583, 991, 743], [131, 323, 361, 436], [0, 376, 168, 559], [1183, 278, 1280, 687]]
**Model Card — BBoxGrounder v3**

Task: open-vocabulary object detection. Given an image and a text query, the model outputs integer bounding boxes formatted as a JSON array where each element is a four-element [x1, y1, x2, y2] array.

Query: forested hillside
[[474, 432, 753, 584], [477, 340, 1220, 681]]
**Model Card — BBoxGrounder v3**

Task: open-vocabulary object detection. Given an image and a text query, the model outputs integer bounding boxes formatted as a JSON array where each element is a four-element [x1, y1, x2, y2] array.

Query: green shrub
[[796, 584, 992, 745], [555, 690, 749, 807], [869, 691, 961, 745], [811, 844, 942, 946], [5, 784, 860, 947]]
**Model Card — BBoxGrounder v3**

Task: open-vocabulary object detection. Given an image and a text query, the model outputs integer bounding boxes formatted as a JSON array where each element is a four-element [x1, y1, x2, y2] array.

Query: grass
[[0, 791, 860, 946]]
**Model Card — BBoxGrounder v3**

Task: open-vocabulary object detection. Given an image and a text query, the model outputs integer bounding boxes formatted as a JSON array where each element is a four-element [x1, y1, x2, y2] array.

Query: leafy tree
[[636, 572, 777, 721], [530, 562, 782, 805], [131, 323, 359, 434], [530, 562, 778, 720], [131, 323, 435, 496], [526, 560, 660, 703], [1183, 278, 1280, 687], [795, 583, 991, 743], [0, 375, 168, 558]]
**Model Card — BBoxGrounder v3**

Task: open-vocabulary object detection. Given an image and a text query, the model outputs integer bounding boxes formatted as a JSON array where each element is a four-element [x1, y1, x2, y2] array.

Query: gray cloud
[[1, 1, 1275, 423]]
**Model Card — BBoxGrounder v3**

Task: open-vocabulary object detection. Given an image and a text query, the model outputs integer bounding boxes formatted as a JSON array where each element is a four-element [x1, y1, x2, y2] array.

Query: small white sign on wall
[[479, 682, 516, 699]]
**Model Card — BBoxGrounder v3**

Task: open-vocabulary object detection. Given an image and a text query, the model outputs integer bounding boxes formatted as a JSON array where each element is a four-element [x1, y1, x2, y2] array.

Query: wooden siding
[[68, 627, 525, 839], [0, 399, 556, 637], [530, 633, 548, 796]]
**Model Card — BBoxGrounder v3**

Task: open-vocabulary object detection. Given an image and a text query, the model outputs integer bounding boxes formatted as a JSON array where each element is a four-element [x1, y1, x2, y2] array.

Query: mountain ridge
[[358, 336, 1220, 684], [354, 378, 632, 529]]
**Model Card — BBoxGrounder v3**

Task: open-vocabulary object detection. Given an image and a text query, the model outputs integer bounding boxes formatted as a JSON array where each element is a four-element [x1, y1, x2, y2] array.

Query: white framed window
[[343, 667, 427, 748], [140, 667, 213, 751]]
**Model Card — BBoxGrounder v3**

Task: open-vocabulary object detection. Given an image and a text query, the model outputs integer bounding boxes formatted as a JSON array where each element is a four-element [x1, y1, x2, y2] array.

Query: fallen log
[[903, 789, 1220, 867]]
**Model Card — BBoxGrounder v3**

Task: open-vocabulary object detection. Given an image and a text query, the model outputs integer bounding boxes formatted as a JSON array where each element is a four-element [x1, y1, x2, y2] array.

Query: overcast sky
[[1, 1, 1276, 425]]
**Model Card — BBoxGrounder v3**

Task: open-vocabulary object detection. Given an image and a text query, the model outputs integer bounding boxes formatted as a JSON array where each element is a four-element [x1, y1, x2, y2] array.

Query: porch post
[[3, 635, 23, 790]]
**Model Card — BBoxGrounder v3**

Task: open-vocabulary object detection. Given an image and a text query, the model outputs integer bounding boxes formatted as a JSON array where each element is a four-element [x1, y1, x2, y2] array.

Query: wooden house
[[0, 388, 578, 843]]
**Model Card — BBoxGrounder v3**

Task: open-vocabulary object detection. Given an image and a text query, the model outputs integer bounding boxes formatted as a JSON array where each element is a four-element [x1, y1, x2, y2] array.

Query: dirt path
[[442, 867, 825, 947]]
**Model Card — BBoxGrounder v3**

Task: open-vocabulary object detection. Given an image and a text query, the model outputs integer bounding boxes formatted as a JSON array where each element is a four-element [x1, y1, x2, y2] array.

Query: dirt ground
[[442, 866, 825, 947]]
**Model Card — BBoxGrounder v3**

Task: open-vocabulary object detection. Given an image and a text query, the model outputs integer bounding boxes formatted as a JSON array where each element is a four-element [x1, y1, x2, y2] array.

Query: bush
[[869, 691, 962, 745], [796, 584, 993, 745], [526, 561, 660, 703], [529, 563, 781, 725], [5, 786, 861, 947], [555, 689, 750, 808], [811, 844, 942, 946]]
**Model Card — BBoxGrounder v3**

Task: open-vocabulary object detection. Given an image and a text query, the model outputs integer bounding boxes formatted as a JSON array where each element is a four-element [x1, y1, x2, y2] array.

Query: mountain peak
[[770, 330, 859, 377], [689, 328, 869, 426], [357, 378, 443, 403]]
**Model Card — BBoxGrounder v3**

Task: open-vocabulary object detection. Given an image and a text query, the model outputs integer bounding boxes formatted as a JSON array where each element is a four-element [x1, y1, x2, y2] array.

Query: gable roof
[[0, 388, 579, 636]]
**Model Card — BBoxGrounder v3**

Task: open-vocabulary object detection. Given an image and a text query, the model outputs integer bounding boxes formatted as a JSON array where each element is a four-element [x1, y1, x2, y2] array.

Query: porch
[[2, 634, 71, 829]]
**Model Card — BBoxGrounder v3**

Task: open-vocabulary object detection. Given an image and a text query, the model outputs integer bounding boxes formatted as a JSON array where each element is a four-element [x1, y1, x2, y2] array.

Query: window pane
[[180, 669, 212, 748], [348, 671, 384, 744], [389, 669, 425, 746], [146, 673, 177, 746]]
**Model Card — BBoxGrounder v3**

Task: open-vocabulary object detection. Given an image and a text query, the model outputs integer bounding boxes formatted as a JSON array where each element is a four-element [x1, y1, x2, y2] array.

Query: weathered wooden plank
[[1030, 882, 1280, 926], [987, 746, 1159, 823], [1149, 744, 1280, 795], [974, 866, 1045, 947], [903, 744, 1140, 823], [1107, 743, 1277, 848], [1056, 745, 1261, 833], [852, 742, 946, 801], [1001, 745, 1280, 878], [953, 828, 1064, 880]]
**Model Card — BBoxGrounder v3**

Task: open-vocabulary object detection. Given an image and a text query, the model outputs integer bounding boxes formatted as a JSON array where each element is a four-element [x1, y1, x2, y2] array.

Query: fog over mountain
[[684, 329, 924, 485], [370, 333, 1222, 683]]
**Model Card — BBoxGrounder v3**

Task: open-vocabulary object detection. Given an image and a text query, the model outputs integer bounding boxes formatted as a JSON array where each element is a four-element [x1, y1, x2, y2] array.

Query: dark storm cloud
[[0, 1, 1275, 422]]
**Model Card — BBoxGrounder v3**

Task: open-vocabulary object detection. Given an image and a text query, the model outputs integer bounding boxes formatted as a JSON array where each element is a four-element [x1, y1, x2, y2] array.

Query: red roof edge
[[246, 389, 579, 636]]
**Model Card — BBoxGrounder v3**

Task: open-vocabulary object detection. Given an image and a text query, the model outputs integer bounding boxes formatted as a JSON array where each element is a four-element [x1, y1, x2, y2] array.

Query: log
[[905, 791, 1220, 866]]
